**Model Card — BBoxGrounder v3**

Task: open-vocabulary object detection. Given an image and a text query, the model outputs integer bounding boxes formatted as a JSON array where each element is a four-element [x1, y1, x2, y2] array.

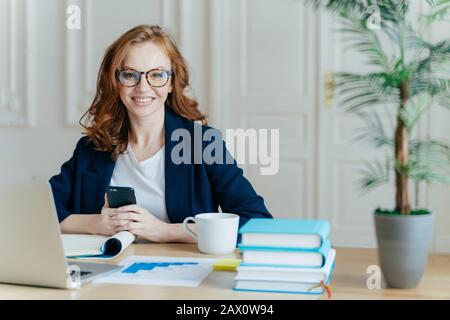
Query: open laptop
[[0, 182, 121, 289]]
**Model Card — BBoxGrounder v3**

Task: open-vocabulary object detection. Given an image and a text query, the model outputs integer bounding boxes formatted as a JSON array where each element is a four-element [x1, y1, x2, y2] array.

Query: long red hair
[[79, 24, 206, 160]]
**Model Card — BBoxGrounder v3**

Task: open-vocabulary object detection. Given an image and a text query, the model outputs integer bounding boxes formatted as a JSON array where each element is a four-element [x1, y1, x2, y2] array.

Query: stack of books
[[234, 218, 335, 297]]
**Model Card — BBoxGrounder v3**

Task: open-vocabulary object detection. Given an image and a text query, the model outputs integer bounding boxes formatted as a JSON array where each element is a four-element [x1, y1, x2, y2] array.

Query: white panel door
[[210, 0, 318, 219]]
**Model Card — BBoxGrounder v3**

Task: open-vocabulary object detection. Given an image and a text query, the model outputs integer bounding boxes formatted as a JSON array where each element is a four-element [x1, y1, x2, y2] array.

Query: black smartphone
[[106, 186, 137, 208]]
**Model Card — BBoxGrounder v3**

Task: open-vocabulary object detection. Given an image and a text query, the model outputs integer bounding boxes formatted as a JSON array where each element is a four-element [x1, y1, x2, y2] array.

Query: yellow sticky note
[[213, 259, 242, 271]]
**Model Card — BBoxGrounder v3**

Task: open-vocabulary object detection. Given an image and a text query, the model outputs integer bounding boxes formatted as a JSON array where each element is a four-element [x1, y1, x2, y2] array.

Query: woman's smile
[[131, 95, 156, 106]]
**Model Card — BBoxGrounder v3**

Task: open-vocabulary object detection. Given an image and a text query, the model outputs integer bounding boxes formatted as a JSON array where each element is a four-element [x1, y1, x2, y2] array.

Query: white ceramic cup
[[182, 213, 240, 255]]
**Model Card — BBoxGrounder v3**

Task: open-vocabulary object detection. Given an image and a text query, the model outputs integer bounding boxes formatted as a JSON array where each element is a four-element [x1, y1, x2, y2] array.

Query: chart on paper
[[94, 256, 217, 287]]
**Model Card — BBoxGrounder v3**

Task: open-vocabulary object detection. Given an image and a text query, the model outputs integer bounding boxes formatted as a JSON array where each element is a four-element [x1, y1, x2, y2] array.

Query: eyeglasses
[[115, 68, 173, 88]]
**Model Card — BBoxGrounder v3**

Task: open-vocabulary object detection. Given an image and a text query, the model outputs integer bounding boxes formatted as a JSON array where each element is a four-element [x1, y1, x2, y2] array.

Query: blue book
[[239, 239, 331, 268], [239, 218, 330, 249]]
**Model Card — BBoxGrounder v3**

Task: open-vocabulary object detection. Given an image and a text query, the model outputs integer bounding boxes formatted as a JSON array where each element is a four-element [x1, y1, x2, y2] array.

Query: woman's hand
[[91, 194, 122, 236], [111, 204, 170, 242]]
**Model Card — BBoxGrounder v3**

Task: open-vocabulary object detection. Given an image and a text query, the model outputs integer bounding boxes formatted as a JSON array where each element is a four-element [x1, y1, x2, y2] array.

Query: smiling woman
[[49, 24, 272, 244]]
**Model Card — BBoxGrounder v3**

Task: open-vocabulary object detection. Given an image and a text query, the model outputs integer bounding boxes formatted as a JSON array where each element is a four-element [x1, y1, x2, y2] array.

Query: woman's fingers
[[114, 219, 142, 228], [112, 212, 142, 222], [115, 222, 143, 233], [102, 207, 121, 217], [103, 193, 110, 208], [118, 204, 147, 215], [115, 219, 128, 227]]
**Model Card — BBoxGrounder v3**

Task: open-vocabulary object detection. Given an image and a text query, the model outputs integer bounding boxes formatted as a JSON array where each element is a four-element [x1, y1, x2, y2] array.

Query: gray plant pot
[[374, 211, 434, 289]]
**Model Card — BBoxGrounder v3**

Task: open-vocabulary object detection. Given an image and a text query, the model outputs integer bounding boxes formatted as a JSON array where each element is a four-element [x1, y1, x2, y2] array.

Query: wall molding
[[65, 0, 87, 127], [239, 0, 310, 101], [0, 0, 35, 127]]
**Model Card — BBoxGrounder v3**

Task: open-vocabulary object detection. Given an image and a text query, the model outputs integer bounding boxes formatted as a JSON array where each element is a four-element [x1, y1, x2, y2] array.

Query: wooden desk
[[0, 245, 449, 299]]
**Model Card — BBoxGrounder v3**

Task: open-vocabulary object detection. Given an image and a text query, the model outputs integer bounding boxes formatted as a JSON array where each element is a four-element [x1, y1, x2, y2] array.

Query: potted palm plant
[[308, 0, 450, 288]]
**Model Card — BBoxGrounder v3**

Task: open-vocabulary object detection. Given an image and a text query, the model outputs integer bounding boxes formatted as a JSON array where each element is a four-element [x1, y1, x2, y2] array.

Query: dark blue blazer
[[49, 106, 272, 231]]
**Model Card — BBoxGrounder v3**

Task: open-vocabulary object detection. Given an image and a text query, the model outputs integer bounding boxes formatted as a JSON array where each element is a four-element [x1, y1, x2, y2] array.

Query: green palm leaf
[[309, 0, 409, 23], [357, 158, 392, 194], [408, 140, 450, 183], [335, 73, 399, 112], [424, 0, 450, 25], [399, 92, 433, 131], [338, 17, 390, 69], [353, 111, 394, 148]]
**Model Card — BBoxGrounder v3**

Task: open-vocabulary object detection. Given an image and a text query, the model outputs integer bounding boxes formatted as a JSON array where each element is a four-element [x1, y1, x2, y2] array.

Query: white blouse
[[109, 144, 169, 223]]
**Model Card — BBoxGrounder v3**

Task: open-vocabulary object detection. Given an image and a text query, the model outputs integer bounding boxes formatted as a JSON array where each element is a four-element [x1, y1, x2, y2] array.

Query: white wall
[[0, 0, 80, 185], [428, 13, 450, 253]]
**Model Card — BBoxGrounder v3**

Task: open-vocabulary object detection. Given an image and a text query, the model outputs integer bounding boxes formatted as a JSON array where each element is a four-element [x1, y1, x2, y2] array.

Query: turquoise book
[[239, 239, 331, 268], [238, 218, 330, 249]]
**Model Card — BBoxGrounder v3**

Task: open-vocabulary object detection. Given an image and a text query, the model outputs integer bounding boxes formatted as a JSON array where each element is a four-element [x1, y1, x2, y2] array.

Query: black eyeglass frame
[[115, 68, 173, 88]]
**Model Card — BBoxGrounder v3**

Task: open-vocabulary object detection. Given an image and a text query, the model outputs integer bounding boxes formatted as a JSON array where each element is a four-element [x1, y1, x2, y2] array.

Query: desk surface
[[1, 244, 449, 300]]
